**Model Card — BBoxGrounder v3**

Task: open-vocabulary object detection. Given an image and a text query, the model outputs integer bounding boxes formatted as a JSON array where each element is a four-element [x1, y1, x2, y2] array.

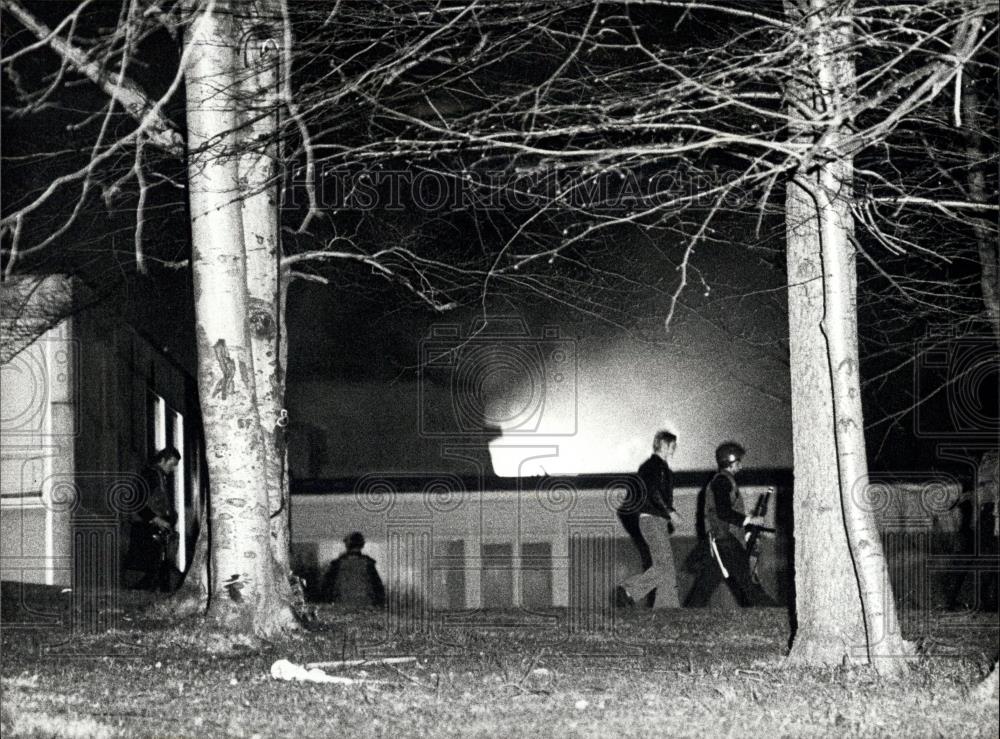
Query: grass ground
[[1, 585, 997, 738]]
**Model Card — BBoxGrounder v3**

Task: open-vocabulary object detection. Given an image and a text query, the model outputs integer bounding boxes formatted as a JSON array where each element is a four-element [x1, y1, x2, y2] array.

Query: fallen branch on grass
[[305, 656, 417, 670]]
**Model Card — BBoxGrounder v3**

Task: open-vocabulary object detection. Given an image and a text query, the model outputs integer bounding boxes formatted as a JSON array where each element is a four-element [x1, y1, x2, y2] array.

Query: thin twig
[[306, 656, 417, 670]]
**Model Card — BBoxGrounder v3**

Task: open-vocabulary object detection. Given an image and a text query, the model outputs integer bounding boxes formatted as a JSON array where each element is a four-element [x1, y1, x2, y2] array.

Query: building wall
[[290, 475, 789, 611], [290, 471, 969, 613], [1, 278, 203, 587], [70, 305, 203, 580], [1, 317, 76, 585]]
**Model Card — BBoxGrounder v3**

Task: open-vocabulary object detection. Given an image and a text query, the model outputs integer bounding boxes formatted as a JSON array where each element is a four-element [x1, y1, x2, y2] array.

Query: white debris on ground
[[269, 659, 360, 685]]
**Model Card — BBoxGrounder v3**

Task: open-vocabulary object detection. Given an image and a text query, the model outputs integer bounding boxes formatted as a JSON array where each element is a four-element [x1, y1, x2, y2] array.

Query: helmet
[[715, 441, 745, 468]]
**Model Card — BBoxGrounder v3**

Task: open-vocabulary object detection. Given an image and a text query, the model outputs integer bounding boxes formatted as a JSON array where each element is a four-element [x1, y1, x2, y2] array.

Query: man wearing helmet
[[615, 429, 681, 609], [684, 441, 767, 607]]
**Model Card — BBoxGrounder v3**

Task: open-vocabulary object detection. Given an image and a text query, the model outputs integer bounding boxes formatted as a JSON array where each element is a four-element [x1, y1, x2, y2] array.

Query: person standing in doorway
[[684, 441, 767, 607], [616, 430, 681, 609], [126, 447, 180, 592]]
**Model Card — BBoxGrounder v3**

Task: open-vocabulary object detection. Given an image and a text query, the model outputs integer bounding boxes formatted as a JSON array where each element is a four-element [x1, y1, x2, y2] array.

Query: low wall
[[290, 471, 793, 610], [289, 473, 987, 614]]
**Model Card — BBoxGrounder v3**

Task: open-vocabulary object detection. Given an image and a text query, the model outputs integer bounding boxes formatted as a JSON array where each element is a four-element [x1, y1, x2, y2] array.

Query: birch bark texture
[[961, 72, 1000, 340], [782, 0, 912, 674], [184, 0, 296, 636], [236, 3, 294, 580]]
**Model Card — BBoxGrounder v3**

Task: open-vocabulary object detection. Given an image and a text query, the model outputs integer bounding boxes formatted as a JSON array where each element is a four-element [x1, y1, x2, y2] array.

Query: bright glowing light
[[486, 333, 791, 475]]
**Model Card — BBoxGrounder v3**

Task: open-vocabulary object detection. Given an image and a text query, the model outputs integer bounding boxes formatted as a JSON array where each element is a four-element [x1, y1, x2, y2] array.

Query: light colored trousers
[[622, 514, 680, 608]]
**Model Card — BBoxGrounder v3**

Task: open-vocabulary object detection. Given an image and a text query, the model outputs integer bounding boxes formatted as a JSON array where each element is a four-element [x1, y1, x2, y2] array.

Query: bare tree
[[0, 0, 302, 635], [3, 0, 995, 657], [356, 0, 996, 671], [0, 0, 587, 636]]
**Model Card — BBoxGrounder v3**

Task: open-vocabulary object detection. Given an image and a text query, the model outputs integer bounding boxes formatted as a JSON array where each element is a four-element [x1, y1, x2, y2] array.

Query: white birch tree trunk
[[816, 158, 912, 675], [972, 661, 1000, 701], [784, 173, 868, 666], [156, 500, 209, 618], [184, 0, 296, 636], [237, 6, 294, 582], [961, 73, 1000, 340], [783, 0, 911, 673]]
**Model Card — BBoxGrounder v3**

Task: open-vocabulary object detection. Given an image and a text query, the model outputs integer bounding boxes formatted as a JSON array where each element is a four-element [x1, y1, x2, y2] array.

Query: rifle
[[745, 488, 775, 584]]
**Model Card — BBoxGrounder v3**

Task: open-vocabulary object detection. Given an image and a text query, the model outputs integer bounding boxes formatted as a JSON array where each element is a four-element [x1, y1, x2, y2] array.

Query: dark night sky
[[3, 1, 993, 483]]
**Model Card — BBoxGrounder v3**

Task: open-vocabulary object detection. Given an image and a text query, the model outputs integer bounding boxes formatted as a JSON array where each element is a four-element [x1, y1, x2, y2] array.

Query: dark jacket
[[700, 470, 745, 541], [125, 464, 177, 575], [619, 454, 675, 521], [321, 551, 386, 607], [133, 465, 176, 525]]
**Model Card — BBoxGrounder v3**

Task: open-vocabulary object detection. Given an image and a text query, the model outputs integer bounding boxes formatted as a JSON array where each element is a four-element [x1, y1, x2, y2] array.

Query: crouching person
[[320, 532, 386, 608]]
